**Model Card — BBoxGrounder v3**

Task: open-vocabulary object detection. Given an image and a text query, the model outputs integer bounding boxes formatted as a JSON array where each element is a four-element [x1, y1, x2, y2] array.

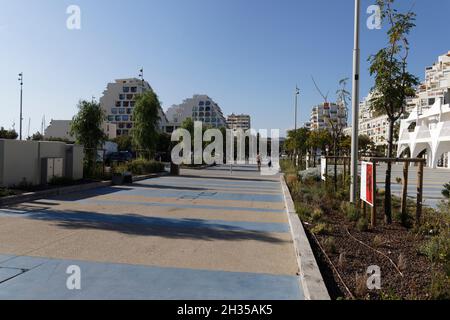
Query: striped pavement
[[0, 165, 303, 300]]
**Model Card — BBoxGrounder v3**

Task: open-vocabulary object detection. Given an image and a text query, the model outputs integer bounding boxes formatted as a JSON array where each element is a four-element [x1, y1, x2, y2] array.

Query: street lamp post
[[294, 86, 300, 166], [294, 86, 299, 132], [350, 0, 361, 203], [139, 68, 144, 93], [18, 73, 23, 140]]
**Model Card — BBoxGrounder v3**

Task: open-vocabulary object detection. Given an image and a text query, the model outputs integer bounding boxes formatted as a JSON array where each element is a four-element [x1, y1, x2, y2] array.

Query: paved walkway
[[0, 165, 302, 300]]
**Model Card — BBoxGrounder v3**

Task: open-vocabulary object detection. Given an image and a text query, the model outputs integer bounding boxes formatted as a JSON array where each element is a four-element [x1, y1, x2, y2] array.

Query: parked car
[[105, 151, 133, 165]]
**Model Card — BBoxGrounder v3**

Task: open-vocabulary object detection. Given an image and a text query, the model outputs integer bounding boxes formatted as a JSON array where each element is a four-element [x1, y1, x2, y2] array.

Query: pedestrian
[[256, 154, 262, 172]]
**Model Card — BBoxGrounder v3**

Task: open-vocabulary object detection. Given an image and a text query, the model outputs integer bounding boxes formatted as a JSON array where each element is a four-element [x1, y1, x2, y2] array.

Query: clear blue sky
[[1, 0, 449, 136]]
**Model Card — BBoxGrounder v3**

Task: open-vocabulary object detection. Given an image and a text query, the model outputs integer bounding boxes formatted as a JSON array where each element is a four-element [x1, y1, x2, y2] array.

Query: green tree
[[285, 128, 310, 161], [132, 90, 161, 159], [368, 0, 419, 223], [71, 100, 107, 177], [0, 127, 18, 140], [307, 129, 331, 167], [28, 132, 44, 141], [358, 134, 375, 154], [113, 135, 133, 152]]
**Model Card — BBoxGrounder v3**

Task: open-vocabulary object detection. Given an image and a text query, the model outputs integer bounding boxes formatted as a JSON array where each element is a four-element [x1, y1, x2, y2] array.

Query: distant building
[[100, 78, 168, 136], [227, 114, 251, 131], [165, 95, 227, 132], [307, 102, 347, 131], [45, 120, 116, 141]]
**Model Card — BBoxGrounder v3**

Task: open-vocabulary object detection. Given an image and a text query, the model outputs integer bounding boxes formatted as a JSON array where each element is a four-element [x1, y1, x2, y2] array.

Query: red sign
[[361, 162, 374, 207]]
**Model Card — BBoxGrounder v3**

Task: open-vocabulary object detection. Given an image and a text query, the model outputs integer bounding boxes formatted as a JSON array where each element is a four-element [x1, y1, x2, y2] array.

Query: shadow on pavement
[[179, 174, 278, 184], [49, 187, 131, 202], [12, 209, 288, 243]]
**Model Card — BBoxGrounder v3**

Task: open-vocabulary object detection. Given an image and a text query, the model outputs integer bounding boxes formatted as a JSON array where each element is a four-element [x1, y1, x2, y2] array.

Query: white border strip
[[280, 174, 330, 300]]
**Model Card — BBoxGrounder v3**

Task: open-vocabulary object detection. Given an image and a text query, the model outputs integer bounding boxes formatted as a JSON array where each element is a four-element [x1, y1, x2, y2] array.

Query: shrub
[[311, 208, 323, 222], [430, 272, 450, 300], [373, 235, 384, 248], [127, 159, 165, 175], [112, 164, 130, 175], [341, 202, 361, 222], [0, 188, 15, 197], [442, 183, 450, 199], [420, 231, 450, 264], [311, 223, 332, 235], [323, 237, 337, 254], [356, 217, 369, 232], [49, 176, 74, 186], [295, 202, 312, 221]]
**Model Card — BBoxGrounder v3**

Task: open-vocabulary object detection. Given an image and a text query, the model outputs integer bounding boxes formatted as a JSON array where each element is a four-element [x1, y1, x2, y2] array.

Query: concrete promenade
[[0, 165, 303, 300]]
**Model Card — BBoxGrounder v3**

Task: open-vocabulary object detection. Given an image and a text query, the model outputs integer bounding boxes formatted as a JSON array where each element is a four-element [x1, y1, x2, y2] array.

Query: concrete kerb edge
[[280, 174, 330, 300], [0, 172, 169, 207]]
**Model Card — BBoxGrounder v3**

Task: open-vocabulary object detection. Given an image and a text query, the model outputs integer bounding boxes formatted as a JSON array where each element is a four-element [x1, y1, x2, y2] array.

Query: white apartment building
[[307, 102, 347, 131], [165, 95, 227, 132], [44, 120, 117, 141], [345, 93, 417, 147], [397, 51, 450, 169], [227, 114, 251, 131], [100, 78, 168, 136]]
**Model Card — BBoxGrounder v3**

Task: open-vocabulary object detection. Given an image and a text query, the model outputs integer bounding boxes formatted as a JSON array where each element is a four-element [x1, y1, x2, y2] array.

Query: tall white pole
[[350, 0, 361, 203], [18, 73, 23, 140]]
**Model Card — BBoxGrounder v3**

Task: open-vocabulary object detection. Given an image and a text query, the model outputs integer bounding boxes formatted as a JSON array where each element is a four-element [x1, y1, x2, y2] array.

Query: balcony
[[440, 122, 450, 138], [416, 127, 431, 140]]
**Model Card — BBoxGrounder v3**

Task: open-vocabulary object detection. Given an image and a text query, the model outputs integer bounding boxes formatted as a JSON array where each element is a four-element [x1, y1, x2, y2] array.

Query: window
[[116, 130, 122, 136], [123, 87, 130, 93], [130, 101, 135, 107], [112, 108, 118, 114], [123, 101, 130, 107], [127, 123, 132, 129], [108, 115, 114, 121], [122, 115, 129, 121], [127, 94, 134, 100], [119, 108, 126, 114], [205, 101, 211, 106], [199, 107, 204, 112], [127, 109, 132, 114], [115, 101, 121, 107], [199, 101, 205, 106], [118, 123, 125, 129], [131, 87, 137, 93], [115, 116, 121, 121], [205, 107, 211, 112], [119, 94, 125, 100]]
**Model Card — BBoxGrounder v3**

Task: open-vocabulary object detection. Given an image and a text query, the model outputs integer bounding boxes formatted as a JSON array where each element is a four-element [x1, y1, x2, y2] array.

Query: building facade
[[397, 51, 450, 169], [307, 102, 347, 131], [165, 95, 227, 132], [100, 78, 168, 136], [344, 93, 417, 147], [45, 120, 117, 141], [227, 114, 251, 131]]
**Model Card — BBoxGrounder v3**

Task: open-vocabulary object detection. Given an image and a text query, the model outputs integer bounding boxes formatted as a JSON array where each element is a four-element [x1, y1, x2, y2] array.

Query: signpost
[[321, 157, 327, 181], [360, 161, 374, 207]]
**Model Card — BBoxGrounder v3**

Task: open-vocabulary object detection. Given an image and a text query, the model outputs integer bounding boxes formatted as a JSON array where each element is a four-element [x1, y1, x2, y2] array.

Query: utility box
[[41, 158, 64, 184]]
